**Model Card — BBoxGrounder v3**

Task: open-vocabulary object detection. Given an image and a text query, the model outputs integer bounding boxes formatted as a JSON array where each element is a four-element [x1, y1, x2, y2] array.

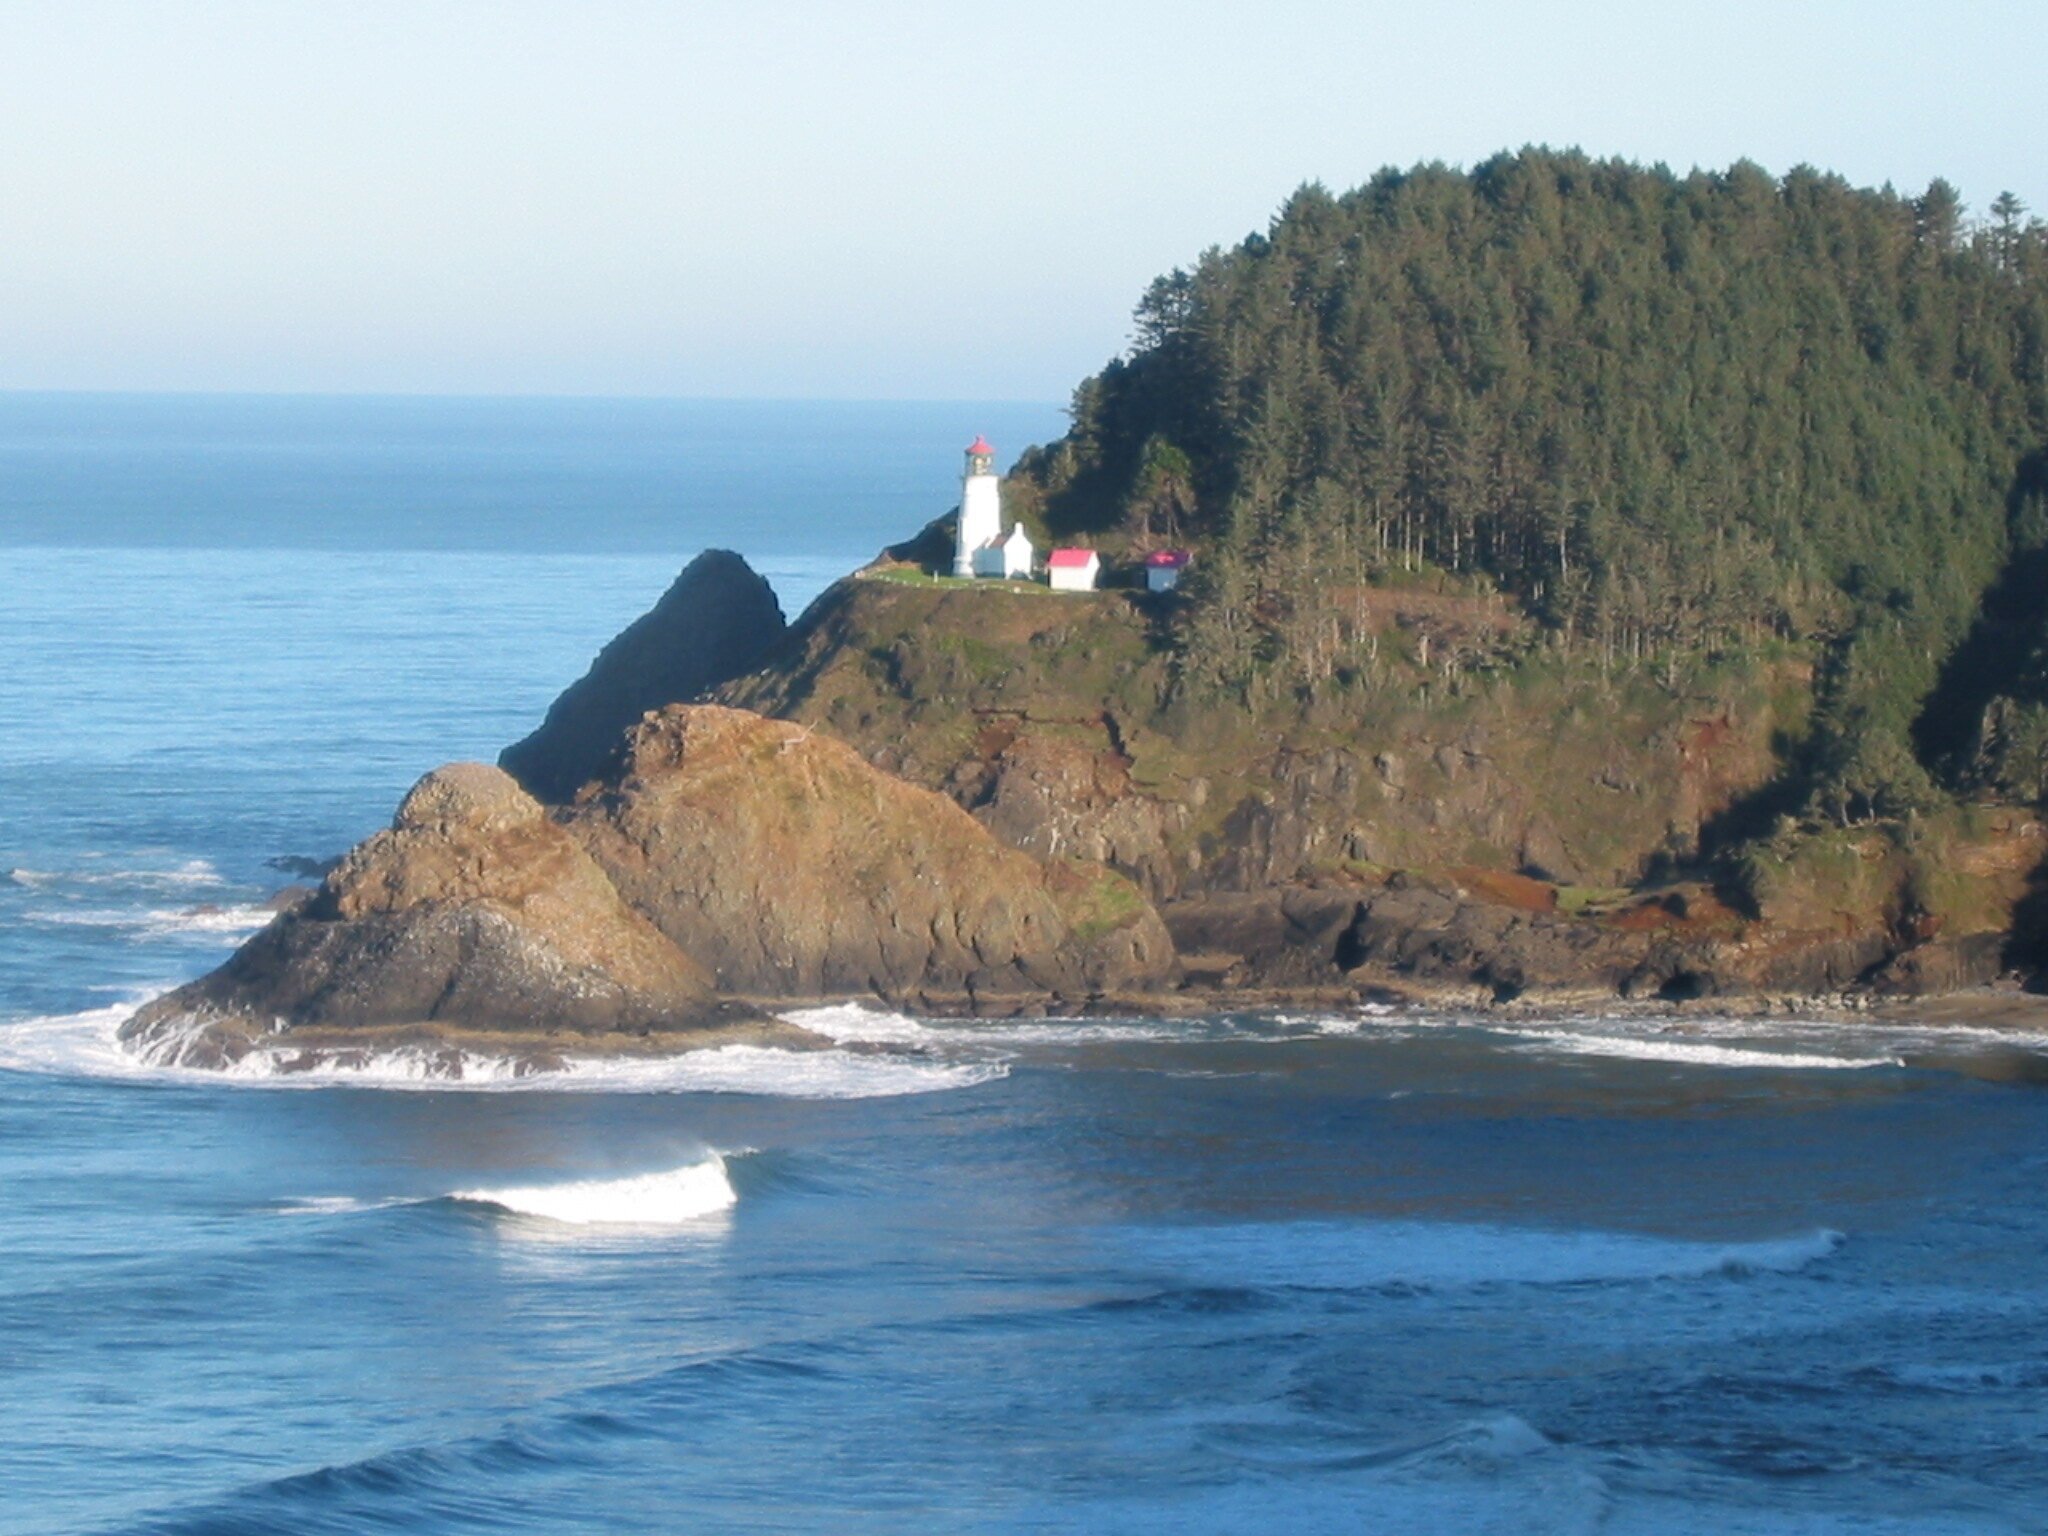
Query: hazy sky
[[2, 1, 2041, 400]]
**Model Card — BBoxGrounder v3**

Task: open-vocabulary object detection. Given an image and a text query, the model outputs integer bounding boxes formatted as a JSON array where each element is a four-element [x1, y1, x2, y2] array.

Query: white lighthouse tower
[[952, 435, 1003, 577]]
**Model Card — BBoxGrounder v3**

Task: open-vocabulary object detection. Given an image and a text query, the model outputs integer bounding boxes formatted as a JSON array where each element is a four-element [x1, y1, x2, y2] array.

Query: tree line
[[1011, 148, 2048, 821]]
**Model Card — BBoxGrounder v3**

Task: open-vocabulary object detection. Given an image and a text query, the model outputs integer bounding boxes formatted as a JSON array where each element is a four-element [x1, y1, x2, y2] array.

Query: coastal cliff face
[[501, 549, 786, 804], [122, 763, 753, 1068], [715, 567, 2048, 1005], [569, 705, 1175, 1004], [123, 703, 1178, 1064], [720, 574, 1796, 902]]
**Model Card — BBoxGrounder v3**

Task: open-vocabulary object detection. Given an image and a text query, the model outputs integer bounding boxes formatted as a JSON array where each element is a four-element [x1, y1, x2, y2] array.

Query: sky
[[1, 0, 2042, 401]]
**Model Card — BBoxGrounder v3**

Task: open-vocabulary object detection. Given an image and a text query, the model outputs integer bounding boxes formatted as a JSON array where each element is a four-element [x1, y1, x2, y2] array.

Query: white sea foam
[[1265, 1004, 1402, 1034], [272, 1195, 406, 1217], [9, 858, 225, 891], [451, 1157, 737, 1226], [548, 1043, 1007, 1099], [0, 1002, 1005, 1098], [1490, 1024, 1900, 1073], [1122, 1218, 1845, 1291], [137, 904, 276, 941], [1506, 1030, 1901, 1071], [780, 1001, 1190, 1048], [0, 1001, 167, 1080], [152, 858, 227, 889], [780, 1002, 937, 1046], [26, 902, 273, 944]]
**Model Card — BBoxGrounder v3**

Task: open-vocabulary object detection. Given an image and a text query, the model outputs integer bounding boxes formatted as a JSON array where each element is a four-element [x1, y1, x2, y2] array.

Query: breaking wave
[[272, 1195, 405, 1217], [780, 1001, 1403, 1049], [782, 1002, 1189, 1048], [0, 1003, 1006, 1099], [275, 1157, 747, 1228], [1500, 1025, 1901, 1070], [449, 1156, 738, 1226], [23, 901, 274, 943]]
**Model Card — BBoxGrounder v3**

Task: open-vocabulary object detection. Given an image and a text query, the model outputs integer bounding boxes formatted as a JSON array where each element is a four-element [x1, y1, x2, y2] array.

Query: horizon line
[[0, 386, 1069, 408]]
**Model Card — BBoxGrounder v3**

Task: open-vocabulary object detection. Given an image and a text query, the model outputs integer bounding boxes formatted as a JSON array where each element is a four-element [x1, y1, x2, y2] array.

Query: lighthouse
[[952, 435, 1003, 577]]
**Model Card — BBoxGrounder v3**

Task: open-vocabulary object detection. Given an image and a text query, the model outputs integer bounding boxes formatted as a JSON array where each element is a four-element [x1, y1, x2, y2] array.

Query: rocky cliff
[[122, 762, 766, 1069], [569, 705, 1175, 1005], [502, 549, 786, 804], [124, 696, 1179, 1067], [717, 564, 2048, 1006], [720, 572, 1797, 901]]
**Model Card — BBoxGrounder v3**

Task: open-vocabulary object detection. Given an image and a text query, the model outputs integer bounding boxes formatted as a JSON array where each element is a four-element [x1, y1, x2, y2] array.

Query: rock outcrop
[[569, 705, 1177, 1005], [502, 549, 786, 804], [121, 763, 769, 1068], [124, 705, 1181, 1066]]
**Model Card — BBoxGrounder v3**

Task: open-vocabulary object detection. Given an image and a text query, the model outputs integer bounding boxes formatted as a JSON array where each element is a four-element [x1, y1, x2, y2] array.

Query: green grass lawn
[[861, 567, 1067, 595]]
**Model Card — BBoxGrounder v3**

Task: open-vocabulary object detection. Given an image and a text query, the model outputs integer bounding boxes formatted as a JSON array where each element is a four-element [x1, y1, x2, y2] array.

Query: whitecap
[[778, 1001, 1190, 1048], [450, 1157, 737, 1226], [778, 1001, 936, 1046], [1502, 1029, 1899, 1071], [154, 858, 227, 889], [9, 858, 225, 892], [0, 1001, 169, 1081]]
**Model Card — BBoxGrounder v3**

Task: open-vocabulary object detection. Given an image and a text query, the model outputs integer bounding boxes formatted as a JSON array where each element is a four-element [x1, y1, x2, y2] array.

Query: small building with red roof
[[1047, 548, 1101, 592]]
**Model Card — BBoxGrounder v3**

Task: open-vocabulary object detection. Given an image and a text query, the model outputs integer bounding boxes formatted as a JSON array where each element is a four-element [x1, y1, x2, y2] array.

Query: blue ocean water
[[4, 394, 2048, 1535]]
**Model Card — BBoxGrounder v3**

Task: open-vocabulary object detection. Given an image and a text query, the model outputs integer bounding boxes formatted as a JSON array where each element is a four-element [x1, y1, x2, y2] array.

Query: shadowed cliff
[[502, 549, 787, 804]]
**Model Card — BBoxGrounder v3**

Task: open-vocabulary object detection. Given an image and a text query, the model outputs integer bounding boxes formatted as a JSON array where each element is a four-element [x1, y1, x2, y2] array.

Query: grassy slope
[[722, 568, 1812, 893]]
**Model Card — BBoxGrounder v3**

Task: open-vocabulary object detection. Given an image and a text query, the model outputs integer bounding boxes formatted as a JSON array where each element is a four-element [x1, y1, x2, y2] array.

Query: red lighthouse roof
[[967, 435, 994, 456]]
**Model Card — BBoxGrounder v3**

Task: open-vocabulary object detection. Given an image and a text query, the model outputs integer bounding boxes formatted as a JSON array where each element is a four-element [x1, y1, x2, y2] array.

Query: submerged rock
[[121, 763, 766, 1067], [502, 549, 787, 804]]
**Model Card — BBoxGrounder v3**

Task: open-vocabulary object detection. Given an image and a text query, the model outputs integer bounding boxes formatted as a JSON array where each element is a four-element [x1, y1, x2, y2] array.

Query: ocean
[[3, 393, 2046, 1535]]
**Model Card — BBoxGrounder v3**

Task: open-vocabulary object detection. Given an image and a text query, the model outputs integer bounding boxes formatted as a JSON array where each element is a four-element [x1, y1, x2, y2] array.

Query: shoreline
[[98, 981, 2048, 1084]]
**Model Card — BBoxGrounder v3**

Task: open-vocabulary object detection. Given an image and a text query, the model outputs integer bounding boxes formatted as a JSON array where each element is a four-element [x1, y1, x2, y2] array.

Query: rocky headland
[[122, 604, 1179, 1070], [124, 542, 2048, 1071]]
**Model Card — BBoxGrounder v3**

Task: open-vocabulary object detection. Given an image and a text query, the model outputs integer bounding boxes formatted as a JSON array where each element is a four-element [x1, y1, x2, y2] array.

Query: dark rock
[[1867, 932, 2013, 996], [501, 550, 786, 804], [1161, 889, 1365, 985]]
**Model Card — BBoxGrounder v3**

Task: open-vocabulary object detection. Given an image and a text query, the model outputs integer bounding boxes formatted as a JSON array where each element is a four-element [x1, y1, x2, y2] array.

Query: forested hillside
[[1009, 149, 2048, 825]]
